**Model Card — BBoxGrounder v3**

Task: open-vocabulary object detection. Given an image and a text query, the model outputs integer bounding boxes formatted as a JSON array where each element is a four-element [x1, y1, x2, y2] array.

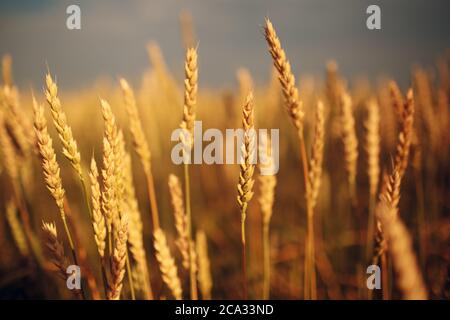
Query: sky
[[0, 0, 449, 90]]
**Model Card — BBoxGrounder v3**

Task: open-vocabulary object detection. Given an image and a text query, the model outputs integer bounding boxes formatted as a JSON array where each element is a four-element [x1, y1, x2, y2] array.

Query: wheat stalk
[[154, 228, 183, 300], [168, 174, 190, 270], [376, 202, 427, 300], [196, 230, 212, 300]]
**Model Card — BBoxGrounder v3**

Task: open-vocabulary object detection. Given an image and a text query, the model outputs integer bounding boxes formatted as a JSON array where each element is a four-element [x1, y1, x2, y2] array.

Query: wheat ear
[[120, 78, 160, 231], [123, 152, 153, 299], [376, 202, 427, 300], [307, 100, 325, 210], [168, 174, 190, 270], [154, 228, 183, 300], [394, 89, 415, 179], [6, 200, 29, 256], [264, 17, 315, 299], [107, 212, 128, 300], [41, 221, 81, 298], [89, 157, 106, 258], [304, 100, 325, 300], [196, 231, 212, 300], [45, 73, 82, 177], [0, 111, 18, 180], [264, 18, 304, 132], [179, 46, 198, 300], [100, 99, 119, 251], [2, 86, 32, 158], [389, 80, 404, 119], [365, 98, 381, 265], [258, 134, 277, 300], [339, 92, 359, 202], [236, 92, 255, 299]]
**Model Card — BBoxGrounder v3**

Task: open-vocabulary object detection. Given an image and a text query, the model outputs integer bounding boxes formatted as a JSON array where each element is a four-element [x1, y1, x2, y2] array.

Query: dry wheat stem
[[154, 228, 183, 300]]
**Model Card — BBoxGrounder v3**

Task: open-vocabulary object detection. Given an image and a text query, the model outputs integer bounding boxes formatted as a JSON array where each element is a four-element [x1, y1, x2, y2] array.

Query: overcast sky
[[0, 0, 449, 90]]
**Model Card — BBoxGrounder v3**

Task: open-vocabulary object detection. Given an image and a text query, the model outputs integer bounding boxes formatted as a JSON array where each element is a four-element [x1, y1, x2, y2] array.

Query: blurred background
[[1, 0, 450, 90]]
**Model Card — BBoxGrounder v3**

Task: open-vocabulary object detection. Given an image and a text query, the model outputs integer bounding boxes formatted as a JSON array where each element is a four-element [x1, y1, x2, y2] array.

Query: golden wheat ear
[[41, 221, 81, 299], [107, 212, 128, 300], [154, 228, 183, 300], [376, 201, 427, 300], [89, 157, 106, 259], [168, 173, 190, 270], [263, 18, 304, 132], [196, 231, 212, 300], [44, 73, 82, 178]]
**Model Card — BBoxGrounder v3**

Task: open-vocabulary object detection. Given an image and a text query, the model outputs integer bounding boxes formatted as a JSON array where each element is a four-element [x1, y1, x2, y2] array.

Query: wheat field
[[0, 16, 449, 300]]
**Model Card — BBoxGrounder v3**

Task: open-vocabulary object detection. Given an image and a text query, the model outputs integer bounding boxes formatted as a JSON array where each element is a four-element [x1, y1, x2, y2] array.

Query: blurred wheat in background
[[0, 12, 449, 300]]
